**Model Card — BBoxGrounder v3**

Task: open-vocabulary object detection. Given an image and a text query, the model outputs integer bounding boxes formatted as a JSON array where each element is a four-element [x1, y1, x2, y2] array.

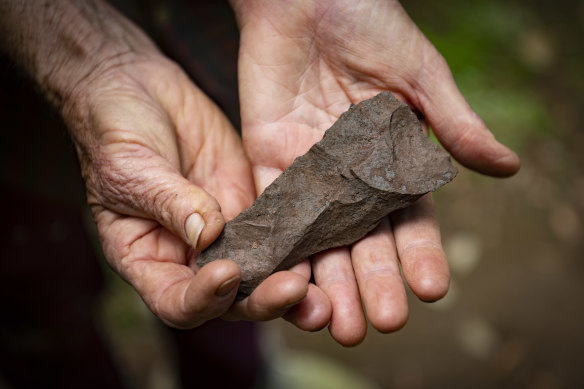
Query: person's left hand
[[231, 0, 519, 346]]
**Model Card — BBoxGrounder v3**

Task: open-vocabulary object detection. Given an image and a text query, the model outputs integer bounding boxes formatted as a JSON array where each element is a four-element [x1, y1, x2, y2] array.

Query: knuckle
[[400, 239, 442, 257]]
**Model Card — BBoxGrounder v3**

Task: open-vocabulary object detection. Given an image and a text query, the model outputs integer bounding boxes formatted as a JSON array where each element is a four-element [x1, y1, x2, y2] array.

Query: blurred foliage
[[403, 0, 567, 154]]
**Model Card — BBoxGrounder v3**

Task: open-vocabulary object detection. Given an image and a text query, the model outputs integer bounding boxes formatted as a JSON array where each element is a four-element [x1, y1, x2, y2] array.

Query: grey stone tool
[[198, 92, 457, 299]]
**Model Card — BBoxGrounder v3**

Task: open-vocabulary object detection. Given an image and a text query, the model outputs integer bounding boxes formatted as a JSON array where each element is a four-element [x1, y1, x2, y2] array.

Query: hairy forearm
[[0, 0, 157, 109]]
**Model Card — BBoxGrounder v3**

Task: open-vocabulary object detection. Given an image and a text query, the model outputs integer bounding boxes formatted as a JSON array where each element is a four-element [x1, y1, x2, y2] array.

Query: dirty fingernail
[[185, 213, 205, 249], [216, 276, 241, 297]]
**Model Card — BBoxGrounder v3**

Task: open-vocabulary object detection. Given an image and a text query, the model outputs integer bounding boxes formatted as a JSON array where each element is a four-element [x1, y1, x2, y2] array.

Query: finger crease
[[153, 272, 192, 317], [317, 275, 356, 288], [360, 266, 397, 280], [400, 239, 441, 255]]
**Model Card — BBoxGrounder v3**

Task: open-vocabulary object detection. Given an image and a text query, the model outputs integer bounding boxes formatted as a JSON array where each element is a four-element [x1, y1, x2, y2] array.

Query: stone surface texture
[[198, 92, 457, 299]]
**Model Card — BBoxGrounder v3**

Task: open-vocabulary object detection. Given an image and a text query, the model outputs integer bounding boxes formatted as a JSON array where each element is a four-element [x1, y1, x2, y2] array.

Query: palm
[[239, 1, 428, 188], [237, 0, 519, 177]]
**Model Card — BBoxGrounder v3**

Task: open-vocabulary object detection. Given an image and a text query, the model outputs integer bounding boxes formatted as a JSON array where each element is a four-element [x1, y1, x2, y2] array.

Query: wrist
[[0, 0, 159, 110], [41, 1, 161, 114]]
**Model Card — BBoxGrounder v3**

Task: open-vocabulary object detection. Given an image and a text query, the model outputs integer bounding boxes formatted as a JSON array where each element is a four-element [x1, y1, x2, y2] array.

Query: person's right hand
[[0, 0, 334, 330], [64, 50, 326, 328], [1, 0, 332, 331]]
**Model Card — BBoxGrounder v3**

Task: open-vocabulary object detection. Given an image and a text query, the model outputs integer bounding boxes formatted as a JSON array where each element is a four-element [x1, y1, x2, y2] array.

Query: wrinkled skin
[[232, 0, 520, 345], [64, 51, 314, 329]]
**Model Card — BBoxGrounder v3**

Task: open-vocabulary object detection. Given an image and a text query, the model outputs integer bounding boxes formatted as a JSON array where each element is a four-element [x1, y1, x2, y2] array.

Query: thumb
[[87, 148, 225, 251], [156, 259, 242, 329], [413, 49, 521, 177]]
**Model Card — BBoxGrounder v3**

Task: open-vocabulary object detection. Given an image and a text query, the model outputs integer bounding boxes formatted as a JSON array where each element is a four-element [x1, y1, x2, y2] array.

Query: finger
[[84, 84, 227, 252], [127, 254, 241, 329], [179, 260, 241, 327], [284, 258, 331, 331], [289, 258, 312, 280], [277, 259, 332, 330], [222, 270, 309, 322], [413, 46, 520, 177], [87, 149, 225, 252], [95, 204, 241, 329], [312, 247, 367, 347], [164, 81, 257, 222], [284, 283, 332, 331], [350, 218, 408, 333], [391, 194, 450, 302]]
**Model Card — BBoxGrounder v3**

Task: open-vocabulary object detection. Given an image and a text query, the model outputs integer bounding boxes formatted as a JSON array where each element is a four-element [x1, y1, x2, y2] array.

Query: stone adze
[[197, 92, 457, 299]]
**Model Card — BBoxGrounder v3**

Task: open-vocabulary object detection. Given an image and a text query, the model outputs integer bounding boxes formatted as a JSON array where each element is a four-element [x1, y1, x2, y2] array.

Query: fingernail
[[215, 276, 241, 297], [185, 213, 205, 249]]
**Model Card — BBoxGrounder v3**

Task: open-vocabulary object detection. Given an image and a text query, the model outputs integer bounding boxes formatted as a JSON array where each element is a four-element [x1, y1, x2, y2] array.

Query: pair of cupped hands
[[69, 0, 519, 346]]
